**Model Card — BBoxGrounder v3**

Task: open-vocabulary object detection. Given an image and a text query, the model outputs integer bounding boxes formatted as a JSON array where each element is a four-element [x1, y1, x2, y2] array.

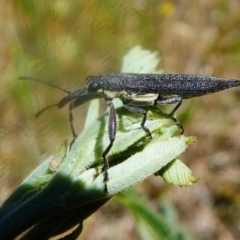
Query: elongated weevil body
[[20, 73, 240, 191]]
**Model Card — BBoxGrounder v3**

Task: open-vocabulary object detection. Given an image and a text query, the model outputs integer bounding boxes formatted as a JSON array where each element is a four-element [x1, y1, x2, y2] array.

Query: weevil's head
[[85, 75, 104, 94], [86, 75, 123, 99]]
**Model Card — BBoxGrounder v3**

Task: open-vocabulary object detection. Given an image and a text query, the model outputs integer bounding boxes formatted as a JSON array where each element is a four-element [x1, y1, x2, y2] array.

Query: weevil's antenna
[[35, 103, 58, 118], [19, 76, 72, 117], [19, 76, 71, 94]]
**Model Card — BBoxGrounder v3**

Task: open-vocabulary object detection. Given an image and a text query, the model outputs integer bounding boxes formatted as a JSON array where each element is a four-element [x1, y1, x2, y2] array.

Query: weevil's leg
[[124, 104, 152, 138], [155, 95, 184, 134], [69, 99, 79, 148], [102, 99, 117, 191]]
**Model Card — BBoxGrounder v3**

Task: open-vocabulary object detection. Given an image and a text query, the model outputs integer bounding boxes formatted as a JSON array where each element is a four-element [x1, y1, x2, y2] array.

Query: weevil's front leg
[[155, 95, 184, 134], [124, 104, 152, 138], [69, 99, 79, 148], [102, 99, 117, 191]]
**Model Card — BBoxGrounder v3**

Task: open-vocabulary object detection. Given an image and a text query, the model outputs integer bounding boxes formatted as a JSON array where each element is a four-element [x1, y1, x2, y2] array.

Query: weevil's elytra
[[19, 73, 240, 192]]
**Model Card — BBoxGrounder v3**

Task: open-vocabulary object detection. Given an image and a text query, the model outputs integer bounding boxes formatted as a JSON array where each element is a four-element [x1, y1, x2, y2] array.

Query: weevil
[[19, 73, 240, 190]]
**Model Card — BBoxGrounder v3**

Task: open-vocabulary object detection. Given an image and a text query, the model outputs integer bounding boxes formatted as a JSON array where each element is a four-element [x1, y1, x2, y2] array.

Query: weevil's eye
[[88, 81, 103, 92]]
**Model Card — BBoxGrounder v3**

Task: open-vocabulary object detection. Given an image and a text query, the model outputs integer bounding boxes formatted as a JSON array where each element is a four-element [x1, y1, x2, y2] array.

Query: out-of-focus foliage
[[1, 1, 240, 240], [117, 191, 193, 240]]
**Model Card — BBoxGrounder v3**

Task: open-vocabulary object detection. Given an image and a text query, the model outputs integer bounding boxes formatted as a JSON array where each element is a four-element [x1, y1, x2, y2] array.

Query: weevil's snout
[[57, 75, 104, 109], [57, 88, 88, 108], [57, 85, 104, 109]]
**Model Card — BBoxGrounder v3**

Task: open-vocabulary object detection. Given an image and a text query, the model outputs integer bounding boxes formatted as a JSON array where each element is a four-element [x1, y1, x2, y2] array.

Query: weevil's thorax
[[102, 74, 128, 99], [102, 73, 159, 105]]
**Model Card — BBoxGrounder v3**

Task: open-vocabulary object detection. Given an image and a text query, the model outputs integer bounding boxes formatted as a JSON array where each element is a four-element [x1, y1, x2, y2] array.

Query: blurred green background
[[1, 1, 240, 239]]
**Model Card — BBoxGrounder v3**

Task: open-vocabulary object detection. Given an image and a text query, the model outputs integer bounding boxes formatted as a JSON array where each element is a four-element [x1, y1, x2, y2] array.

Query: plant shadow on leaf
[[0, 104, 191, 239]]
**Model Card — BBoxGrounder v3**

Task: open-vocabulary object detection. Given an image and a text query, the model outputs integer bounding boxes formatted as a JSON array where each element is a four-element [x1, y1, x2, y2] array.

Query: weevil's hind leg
[[124, 104, 152, 138], [69, 99, 79, 148], [169, 104, 184, 134], [102, 99, 117, 192], [155, 95, 184, 134]]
